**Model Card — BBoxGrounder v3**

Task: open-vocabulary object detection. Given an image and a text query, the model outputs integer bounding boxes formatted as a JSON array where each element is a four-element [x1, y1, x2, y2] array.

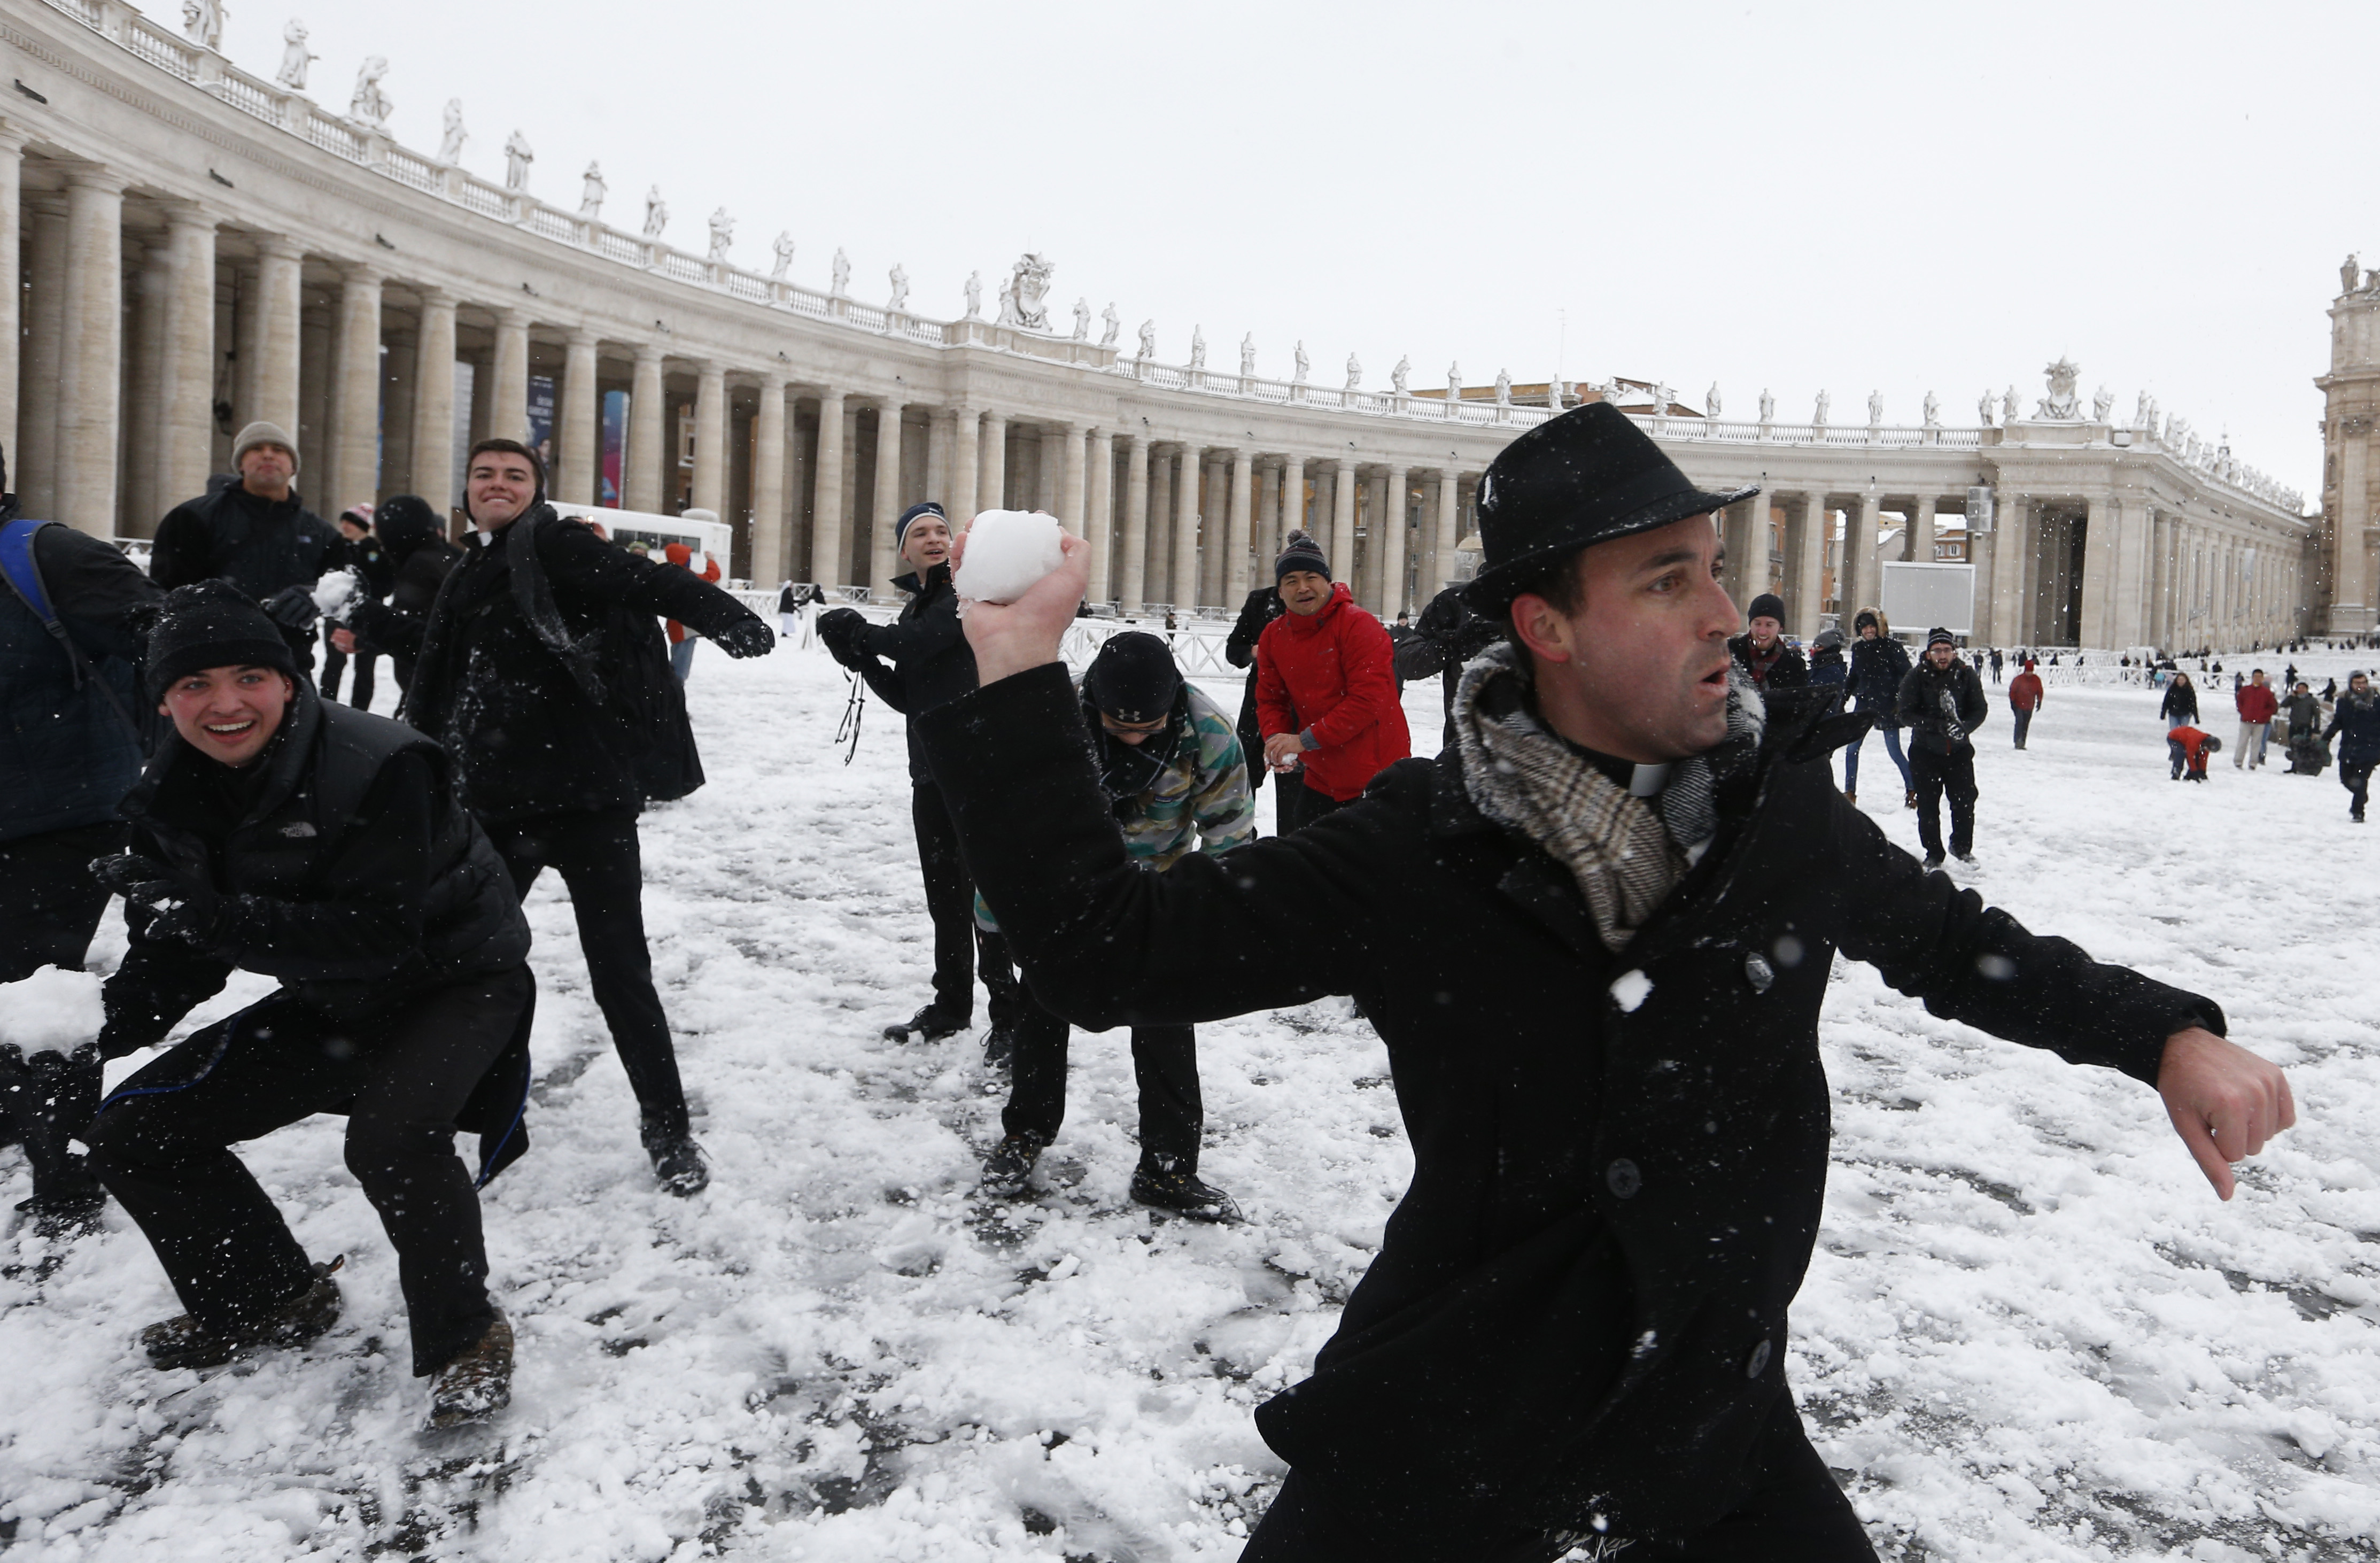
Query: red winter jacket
[[2008, 671, 2044, 711], [1255, 582, 1412, 802], [2168, 725, 2214, 769], [2234, 682, 2278, 725], [663, 542, 723, 644]]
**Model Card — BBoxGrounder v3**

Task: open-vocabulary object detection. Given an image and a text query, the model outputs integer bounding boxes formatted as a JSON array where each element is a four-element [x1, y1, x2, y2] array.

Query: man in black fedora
[[918, 402, 2294, 1560]]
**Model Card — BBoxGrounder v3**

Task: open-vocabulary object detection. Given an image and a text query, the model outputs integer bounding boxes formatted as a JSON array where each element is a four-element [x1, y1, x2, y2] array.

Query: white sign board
[[1880, 561, 1976, 637]]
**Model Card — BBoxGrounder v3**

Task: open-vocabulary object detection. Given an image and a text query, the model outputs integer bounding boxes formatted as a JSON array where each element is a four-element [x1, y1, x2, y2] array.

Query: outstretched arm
[[2157, 1028, 2294, 1200]]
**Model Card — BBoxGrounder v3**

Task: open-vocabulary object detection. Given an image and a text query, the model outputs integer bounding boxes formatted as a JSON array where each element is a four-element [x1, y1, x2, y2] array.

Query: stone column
[[811, 389, 848, 587], [1255, 461, 1281, 579], [1058, 421, 1087, 539], [1172, 443, 1202, 610], [1038, 427, 1065, 515], [1120, 434, 1151, 613], [1435, 468, 1462, 594], [57, 168, 125, 538], [1719, 494, 1760, 605], [1910, 496, 1936, 562], [979, 411, 1007, 511], [2147, 512, 2169, 647], [949, 406, 980, 524], [1083, 429, 1115, 602], [0, 123, 25, 484], [490, 308, 531, 444], [869, 397, 905, 595], [1146, 450, 1175, 605], [20, 193, 66, 520], [1281, 455, 1308, 559], [124, 248, 169, 535], [1225, 447, 1256, 605], [1788, 493, 1827, 638], [1331, 460, 1359, 586], [327, 261, 383, 518], [1990, 496, 2030, 645], [626, 344, 666, 512], [1838, 493, 1875, 621], [410, 290, 458, 512], [689, 360, 727, 515], [1379, 465, 1409, 616], [750, 377, 787, 584], [925, 407, 950, 507], [555, 329, 599, 506], [251, 235, 305, 439]]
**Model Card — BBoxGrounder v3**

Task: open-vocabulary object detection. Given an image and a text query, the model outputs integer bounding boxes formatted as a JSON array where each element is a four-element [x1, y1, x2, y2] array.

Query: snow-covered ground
[[4, 638, 2378, 1562]]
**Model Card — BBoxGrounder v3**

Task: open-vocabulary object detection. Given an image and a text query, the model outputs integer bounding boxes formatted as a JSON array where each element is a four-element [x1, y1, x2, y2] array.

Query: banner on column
[[527, 376, 557, 475], [600, 391, 626, 506]]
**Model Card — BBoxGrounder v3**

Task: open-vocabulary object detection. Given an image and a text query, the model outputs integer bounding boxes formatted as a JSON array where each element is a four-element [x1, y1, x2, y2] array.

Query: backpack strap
[[0, 516, 145, 736]]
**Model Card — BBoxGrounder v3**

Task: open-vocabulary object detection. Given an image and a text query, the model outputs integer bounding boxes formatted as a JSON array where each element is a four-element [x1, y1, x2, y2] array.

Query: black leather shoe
[[644, 1129, 710, 1196], [981, 1021, 1017, 1067], [141, 1256, 343, 1371], [979, 1134, 1046, 1197], [1921, 854, 1945, 872], [1130, 1166, 1244, 1224], [425, 1309, 514, 1430], [883, 1005, 967, 1043]]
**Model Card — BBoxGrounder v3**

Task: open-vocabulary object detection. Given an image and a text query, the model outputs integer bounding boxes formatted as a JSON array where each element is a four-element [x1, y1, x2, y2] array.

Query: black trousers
[[911, 783, 1023, 1027], [88, 968, 532, 1376], [2011, 707, 2033, 749], [320, 624, 377, 709], [2345, 758, 2374, 818], [1909, 746, 1976, 858], [483, 809, 688, 1135], [1239, 1393, 1875, 1562], [1, 822, 125, 1201], [1276, 778, 1352, 836], [1001, 996, 1203, 1170]]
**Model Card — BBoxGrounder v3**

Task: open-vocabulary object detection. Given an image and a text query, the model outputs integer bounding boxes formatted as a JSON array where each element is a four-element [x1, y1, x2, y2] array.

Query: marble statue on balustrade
[[707, 209, 734, 263], [2092, 386, 2114, 424], [2003, 384, 2020, 423], [1190, 327, 1208, 371], [1979, 389, 1997, 426], [274, 18, 315, 89], [964, 272, 982, 319], [1705, 383, 1722, 419], [2345, 254, 2362, 294], [1346, 354, 1362, 391], [995, 277, 1019, 327], [578, 163, 606, 220], [434, 100, 465, 163], [1392, 356, 1410, 395], [2135, 390, 2153, 429], [1547, 378, 1564, 411], [1070, 299, 1090, 341], [1813, 389, 1829, 428], [349, 57, 392, 130], [642, 188, 668, 238], [1009, 254, 1054, 331], [1137, 320, 1156, 360], [1447, 364, 1462, 403], [2035, 358, 2082, 421], [182, 0, 224, 52], [1495, 370, 1513, 407], [831, 249, 851, 298], [1100, 304, 1120, 347], [1239, 335, 1256, 376], [1866, 390, 1883, 427], [2367, 270, 2379, 293], [504, 131, 534, 192], [1293, 342, 1309, 384], [888, 266, 910, 312], [1759, 388, 1775, 423], [1654, 382, 1672, 416], [1923, 390, 1940, 428]]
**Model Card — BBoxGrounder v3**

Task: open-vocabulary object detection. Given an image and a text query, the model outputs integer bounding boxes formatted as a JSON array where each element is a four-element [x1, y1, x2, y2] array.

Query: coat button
[[1743, 953, 1775, 994], [1745, 1338, 1772, 1379], [1606, 1158, 1642, 1199]]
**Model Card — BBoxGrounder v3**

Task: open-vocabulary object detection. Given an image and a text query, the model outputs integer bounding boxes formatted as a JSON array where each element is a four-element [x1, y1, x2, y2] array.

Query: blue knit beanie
[[895, 501, 946, 551]]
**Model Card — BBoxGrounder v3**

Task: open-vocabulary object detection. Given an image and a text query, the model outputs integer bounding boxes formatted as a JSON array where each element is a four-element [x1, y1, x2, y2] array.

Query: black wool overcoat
[[920, 664, 2221, 1554]]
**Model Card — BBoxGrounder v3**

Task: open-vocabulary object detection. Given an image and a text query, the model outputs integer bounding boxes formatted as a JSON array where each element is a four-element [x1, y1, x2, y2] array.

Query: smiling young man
[[404, 439, 774, 1196], [150, 422, 345, 670], [916, 403, 2294, 1560], [84, 582, 534, 1428], [1254, 529, 1410, 833]]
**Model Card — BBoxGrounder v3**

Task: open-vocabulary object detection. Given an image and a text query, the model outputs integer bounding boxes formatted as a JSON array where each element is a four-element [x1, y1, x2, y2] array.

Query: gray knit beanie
[[231, 421, 300, 474]]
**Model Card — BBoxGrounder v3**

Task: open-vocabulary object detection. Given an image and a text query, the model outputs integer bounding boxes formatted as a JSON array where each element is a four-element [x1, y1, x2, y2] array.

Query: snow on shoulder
[[0, 966, 104, 1056], [955, 509, 1065, 605]]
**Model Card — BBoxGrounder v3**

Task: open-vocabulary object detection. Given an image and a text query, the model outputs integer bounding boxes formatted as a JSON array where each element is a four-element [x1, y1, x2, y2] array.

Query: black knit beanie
[[1275, 528, 1330, 583], [1746, 592, 1786, 625], [1083, 631, 1184, 724], [145, 581, 298, 701], [373, 493, 444, 561]]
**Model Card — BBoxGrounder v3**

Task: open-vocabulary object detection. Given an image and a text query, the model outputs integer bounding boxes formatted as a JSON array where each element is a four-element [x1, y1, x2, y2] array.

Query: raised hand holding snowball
[[953, 526, 1089, 685]]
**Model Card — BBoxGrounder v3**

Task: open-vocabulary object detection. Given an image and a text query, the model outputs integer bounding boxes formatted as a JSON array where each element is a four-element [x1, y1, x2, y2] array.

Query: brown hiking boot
[[425, 1309, 514, 1430], [140, 1256, 344, 1371]]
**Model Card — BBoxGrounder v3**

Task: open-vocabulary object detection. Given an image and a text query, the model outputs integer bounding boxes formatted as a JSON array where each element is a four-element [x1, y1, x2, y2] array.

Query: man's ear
[[1509, 592, 1576, 667]]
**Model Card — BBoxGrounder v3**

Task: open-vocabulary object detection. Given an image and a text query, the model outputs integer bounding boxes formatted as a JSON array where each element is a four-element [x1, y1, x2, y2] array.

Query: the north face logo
[[280, 821, 319, 839]]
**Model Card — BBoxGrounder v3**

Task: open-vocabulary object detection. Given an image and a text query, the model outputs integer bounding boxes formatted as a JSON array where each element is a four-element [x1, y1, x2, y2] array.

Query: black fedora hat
[[1463, 402, 1758, 616]]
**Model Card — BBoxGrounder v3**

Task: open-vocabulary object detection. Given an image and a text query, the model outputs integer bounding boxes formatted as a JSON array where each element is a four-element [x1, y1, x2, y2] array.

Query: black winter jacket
[[1224, 586, 1285, 789], [2160, 682, 2200, 726], [843, 562, 978, 784], [404, 509, 755, 820], [2326, 689, 2380, 765], [919, 665, 2219, 1554], [1726, 633, 1807, 688], [347, 535, 461, 690], [1846, 634, 1913, 721], [1896, 658, 1989, 755], [1, 521, 159, 843], [151, 484, 343, 600], [102, 684, 530, 1048]]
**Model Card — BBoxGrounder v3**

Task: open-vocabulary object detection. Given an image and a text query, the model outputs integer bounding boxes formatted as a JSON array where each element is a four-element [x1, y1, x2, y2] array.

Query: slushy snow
[[956, 510, 1066, 605], [3, 640, 2377, 1560], [0, 967, 105, 1057]]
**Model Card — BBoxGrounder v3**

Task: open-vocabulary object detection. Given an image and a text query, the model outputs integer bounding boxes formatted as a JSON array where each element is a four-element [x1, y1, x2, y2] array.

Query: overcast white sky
[[214, 0, 2373, 500]]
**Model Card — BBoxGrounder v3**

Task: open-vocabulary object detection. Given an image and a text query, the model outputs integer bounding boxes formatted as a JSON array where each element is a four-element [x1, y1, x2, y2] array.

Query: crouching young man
[[924, 403, 2293, 1560], [86, 582, 534, 1429]]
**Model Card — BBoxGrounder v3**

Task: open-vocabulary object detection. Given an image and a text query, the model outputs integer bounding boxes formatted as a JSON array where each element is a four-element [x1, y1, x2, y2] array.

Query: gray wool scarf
[[1452, 642, 1765, 952]]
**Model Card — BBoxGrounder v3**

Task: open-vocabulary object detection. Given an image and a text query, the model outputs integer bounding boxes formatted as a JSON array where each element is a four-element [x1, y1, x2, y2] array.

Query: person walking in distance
[[978, 633, 1253, 1221], [2161, 671, 2200, 730], [151, 422, 344, 672], [2282, 680, 2328, 775], [1255, 529, 1411, 833], [84, 582, 533, 1428], [1842, 606, 1914, 808], [1896, 628, 1989, 870], [2009, 657, 2045, 749], [815, 502, 1027, 1055], [1727, 591, 1807, 688], [2235, 669, 2278, 770], [404, 440, 776, 1195], [2324, 670, 2379, 822], [922, 401, 2291, 1560], [661, 541, 721, 683]]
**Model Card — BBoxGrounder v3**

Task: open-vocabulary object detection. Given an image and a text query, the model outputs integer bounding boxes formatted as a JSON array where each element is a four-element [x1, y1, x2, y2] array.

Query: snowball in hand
[[0, 967, 104, 1057], [954, 510, 1066, 605], [311, 568, 360, 619]]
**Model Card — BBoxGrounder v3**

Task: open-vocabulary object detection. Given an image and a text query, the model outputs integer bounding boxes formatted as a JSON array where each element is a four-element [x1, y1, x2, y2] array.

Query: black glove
[[144, 896, 229, 948], [91, 853, 180, 910], [93, 854, 223, 945], [815, 608, 870, 667], [262, 583, 321, 631], [715, 617, 776, 659]]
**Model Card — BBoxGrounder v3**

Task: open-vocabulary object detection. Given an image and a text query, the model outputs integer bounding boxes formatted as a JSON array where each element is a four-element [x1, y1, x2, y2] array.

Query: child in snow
[[2167, 724, 2219, 782]]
